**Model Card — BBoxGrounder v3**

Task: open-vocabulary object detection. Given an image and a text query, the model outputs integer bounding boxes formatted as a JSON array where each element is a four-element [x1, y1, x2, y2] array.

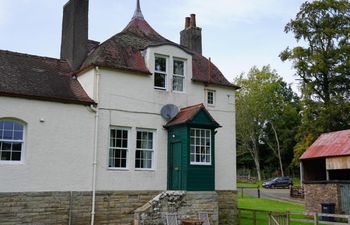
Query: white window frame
[[172, 58, 186, 93], [190, 128, 212, 166], [0, 119, 25, 164], [135, 129, 155, 170], [154, 55, 168, 90], [108, 127, 130, 170], [207, 90, 216, 106]]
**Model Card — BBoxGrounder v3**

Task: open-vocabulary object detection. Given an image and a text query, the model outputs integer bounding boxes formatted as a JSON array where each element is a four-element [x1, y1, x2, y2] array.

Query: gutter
[[90, 66, 101, 225]]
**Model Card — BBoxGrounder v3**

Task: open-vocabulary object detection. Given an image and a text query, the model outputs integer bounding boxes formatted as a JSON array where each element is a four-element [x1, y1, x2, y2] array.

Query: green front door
[[169, 142, 182, 190]]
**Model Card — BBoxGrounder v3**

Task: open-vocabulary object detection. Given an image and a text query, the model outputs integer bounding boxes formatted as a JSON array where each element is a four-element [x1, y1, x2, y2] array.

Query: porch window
[[190, 128, 211, 165], [154, 56, 167, 90], [109, 128, 129, 169], [173, 59, 185, 92], [135, 130, 154, 169], [0, 120, 24, 162]]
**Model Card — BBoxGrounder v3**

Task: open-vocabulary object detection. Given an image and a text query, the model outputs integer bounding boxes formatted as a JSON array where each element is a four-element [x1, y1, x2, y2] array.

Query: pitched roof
[[82, 15, 239, 89], [0, 50, 94, 105], [165, 103, 220, 128], [300, 129, 350, 160]]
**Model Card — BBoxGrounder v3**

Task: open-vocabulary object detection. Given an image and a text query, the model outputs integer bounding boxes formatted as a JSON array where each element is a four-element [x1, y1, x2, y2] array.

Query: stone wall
[[0, 191, 159, 225], [134, 191, 219, 225], [304, 183, 340, 213], [217, 191, 238, 225], [134, 191, 238, 225], [0, 190, 238, 225]]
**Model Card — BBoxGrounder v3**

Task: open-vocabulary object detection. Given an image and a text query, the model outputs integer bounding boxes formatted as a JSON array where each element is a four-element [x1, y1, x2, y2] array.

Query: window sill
[[0, 161, 24, 165], [154, 87, 166, 91], [135, 168, 155, 172], [172, 90, 186, 94], [107, 168, 129, 171], [190, 163, 212, 166]]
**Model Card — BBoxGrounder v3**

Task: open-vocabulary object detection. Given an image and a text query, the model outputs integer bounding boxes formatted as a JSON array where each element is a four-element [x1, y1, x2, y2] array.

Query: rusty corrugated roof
[[300, 129, 350, 160]]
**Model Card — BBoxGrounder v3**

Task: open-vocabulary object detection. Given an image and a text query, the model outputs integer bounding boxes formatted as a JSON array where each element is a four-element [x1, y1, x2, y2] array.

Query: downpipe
[[90, 66, 100, 225]]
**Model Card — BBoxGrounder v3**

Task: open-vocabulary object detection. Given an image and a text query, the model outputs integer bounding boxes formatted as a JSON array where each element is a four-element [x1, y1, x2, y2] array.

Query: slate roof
[[82, 14, 239, 89], [0, 50, 94, 105], [300, 129, 350, 160], [165, 103, 220, 128]]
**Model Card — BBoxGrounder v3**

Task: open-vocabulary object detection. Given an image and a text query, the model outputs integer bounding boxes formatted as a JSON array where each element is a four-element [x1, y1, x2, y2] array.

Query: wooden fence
[[238, 208, 350, 225]]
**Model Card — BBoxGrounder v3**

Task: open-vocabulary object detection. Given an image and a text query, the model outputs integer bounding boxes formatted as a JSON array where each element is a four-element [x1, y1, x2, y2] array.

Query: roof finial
[[132, 0, 144, 19]]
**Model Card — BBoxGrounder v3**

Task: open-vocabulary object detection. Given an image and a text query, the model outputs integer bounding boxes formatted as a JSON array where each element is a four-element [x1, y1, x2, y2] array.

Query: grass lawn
[[238, 193, 304, 212], [238, 193, 312, 225]]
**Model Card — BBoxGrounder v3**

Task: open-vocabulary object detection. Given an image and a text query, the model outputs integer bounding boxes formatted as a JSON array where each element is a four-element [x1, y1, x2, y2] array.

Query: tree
[[236, 66, 300, 180], [280, 0, 350, 164]]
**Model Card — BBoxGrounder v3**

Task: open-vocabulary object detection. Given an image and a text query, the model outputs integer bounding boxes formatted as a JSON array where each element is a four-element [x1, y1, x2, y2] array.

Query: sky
[[0, 0, 306, 91]]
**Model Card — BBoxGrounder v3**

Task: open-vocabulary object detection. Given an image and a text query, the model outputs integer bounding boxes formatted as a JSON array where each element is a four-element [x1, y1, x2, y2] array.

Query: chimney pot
[[180, 14, 202, 54], [185, 17, 191, 29], [190, 14, 196, 28]]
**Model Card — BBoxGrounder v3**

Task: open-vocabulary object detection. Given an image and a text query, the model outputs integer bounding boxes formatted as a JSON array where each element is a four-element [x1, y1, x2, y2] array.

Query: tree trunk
[[249, 135, 262, 181], [270, 122, 284, 177]]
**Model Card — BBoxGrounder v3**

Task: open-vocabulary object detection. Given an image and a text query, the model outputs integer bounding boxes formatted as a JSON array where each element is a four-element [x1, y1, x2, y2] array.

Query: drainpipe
[[90, 66, 101, 225]]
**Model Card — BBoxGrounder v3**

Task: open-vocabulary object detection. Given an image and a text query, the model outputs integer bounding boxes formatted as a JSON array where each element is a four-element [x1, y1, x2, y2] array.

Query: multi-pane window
[[207, 90, 216, 106], [173, 59, 185, 92], [135, 130, 154, 169], [154, 56, 167, 89], [0, 120, 24, 162], [109, 128, 129, 169], [190, 128, 211, 165]]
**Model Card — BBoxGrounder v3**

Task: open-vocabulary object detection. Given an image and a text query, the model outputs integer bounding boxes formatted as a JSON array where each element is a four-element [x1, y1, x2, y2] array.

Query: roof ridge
[[181, 103, 204, 111], [0, 49, 66, 63]]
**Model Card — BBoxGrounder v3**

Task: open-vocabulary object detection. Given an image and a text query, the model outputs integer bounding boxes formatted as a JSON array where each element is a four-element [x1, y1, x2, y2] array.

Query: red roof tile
[[300, 129, 350, 160], [0, 50, 94, 105], [83, 16, 239, 89]]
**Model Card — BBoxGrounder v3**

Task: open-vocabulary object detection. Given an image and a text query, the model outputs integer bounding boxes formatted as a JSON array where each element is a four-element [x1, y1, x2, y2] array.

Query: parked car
[[262, 176, 293, 189]]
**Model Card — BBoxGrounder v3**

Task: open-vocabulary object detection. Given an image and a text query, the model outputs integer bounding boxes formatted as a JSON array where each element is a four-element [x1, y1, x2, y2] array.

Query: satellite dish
[[160, 104, 179, 120]]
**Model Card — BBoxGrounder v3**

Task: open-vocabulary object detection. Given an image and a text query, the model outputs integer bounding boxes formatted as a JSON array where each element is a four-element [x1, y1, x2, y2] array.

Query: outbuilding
[[300, 129, 350, 214]]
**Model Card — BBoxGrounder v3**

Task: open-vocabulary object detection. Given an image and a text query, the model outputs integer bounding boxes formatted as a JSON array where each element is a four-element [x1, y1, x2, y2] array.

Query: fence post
[[237, 209, 240, 225], [314, 212, 318, 225], [286, 211, 289, 225], [268, 211, 272, 225], [253, 210, 256, 225]]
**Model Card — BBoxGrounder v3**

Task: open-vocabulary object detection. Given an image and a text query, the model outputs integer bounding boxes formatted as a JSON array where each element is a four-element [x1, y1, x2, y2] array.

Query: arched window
[[0, 120, 25, 162]]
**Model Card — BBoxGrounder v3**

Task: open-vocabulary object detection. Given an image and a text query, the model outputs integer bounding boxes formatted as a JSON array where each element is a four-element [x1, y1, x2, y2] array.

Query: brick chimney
[[60, 0, 89, 70], [180, 14, 202, 54]]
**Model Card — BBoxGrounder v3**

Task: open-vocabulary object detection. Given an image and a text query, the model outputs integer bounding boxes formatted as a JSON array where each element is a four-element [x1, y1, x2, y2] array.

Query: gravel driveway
[[240, 187, 304, 204]]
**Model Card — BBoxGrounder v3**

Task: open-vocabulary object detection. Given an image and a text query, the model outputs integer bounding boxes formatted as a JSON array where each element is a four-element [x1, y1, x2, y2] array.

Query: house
[[300, 129, 350, 214], [0, 0, 239, 224]]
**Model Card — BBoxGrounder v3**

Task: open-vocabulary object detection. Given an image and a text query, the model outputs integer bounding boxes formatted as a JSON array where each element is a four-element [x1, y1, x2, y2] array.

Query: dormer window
[[154, 56, 167, 90], [173, 59, 185, 92]]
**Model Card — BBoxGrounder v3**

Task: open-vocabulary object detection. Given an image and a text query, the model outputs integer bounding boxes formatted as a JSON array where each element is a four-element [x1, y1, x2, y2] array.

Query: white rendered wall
[[79, 44, 237, 191], [0, 97, 95, 192], [77, 69, 96, 100]]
